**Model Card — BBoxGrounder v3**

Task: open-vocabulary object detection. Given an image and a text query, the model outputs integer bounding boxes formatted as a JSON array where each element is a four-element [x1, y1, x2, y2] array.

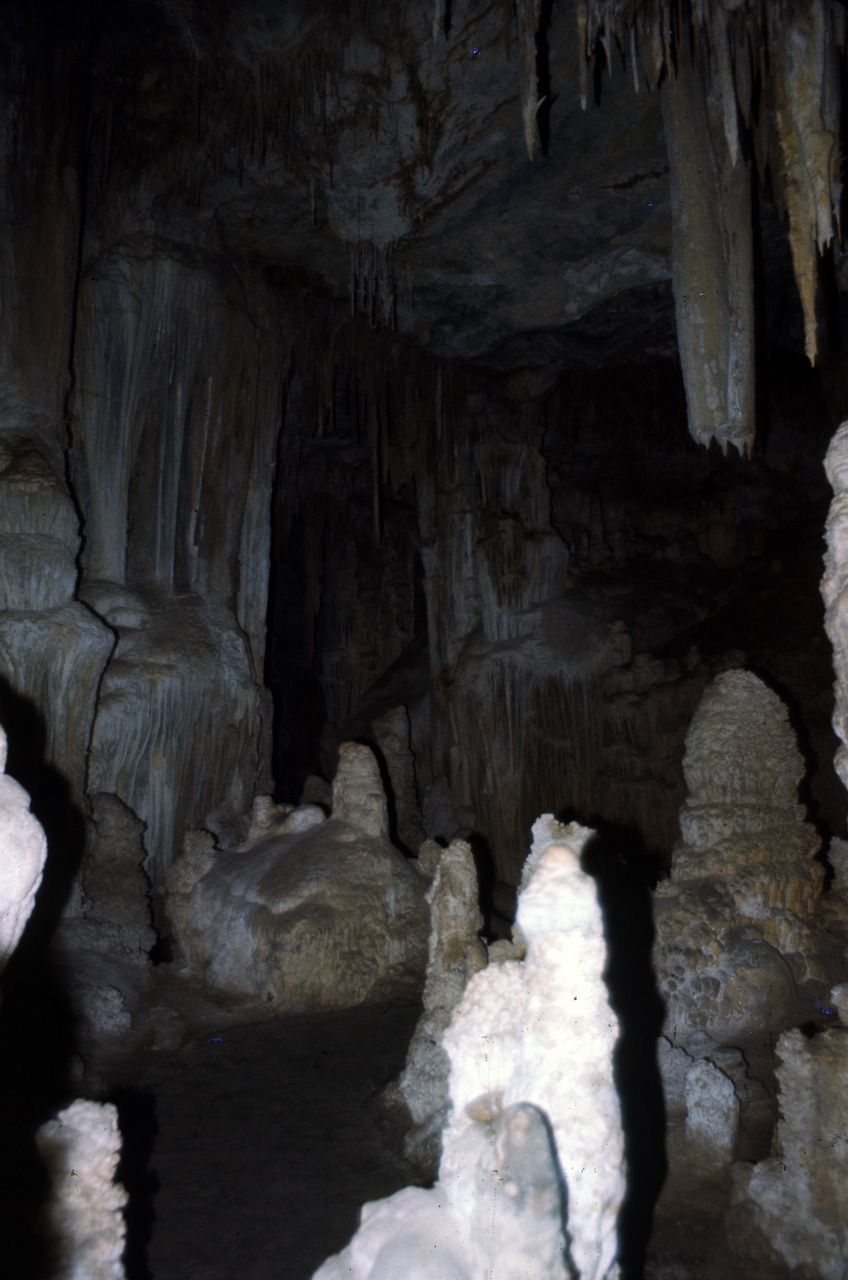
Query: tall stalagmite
[[313, 816, 624, 1280]]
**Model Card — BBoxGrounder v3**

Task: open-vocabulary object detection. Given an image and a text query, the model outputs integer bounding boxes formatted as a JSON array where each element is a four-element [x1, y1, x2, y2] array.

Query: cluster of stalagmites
[[167, 742, 428, 1008], [314, 816, 624, 1280], [648, 666, 848, 1277]]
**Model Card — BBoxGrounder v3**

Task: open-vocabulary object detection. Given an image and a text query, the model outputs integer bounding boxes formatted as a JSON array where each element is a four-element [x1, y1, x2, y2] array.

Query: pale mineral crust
[[313, 816, 624, 1280], [167, 743, 427, 1008], [654, 669, 823, 1043], [36, 1099, 128, 1280], [745, 1020, 848, 1279], [0, 720, 47, 974], [823, 421, 848, 796]]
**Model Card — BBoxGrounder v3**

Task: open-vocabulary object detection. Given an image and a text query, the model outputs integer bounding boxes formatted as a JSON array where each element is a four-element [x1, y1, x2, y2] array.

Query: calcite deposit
[[823, 421, 848, 797], [167, 744, 428, 1007], [683, 1057, 739, 1167], [314, 816, 624, 1280], [745, 1009, 848, 1279], [0, 719, 47, 972], [654, 669, 824, 1043], [391, 837, 486, 1169], [36, 1099, 127, 1280]]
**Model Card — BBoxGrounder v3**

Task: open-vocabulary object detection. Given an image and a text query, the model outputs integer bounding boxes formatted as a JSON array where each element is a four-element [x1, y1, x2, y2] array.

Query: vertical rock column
[[36, 1100, 127, 1280], [443, 816, 625, 1280], [313, 816, 625, 1280], [660, 41, 754, 455], [392, 838, 486, 1170], [653, 670, 823, 1044], [822, 421, 848, 799], [744, 995, 848, 1278]]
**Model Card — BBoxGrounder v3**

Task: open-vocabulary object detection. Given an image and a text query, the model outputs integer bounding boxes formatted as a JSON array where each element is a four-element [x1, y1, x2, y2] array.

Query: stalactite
[[517, 0, 543, 160], [558, 0, 847, 448], [769, 0, 842, 364], [661, 44, 754, 453]]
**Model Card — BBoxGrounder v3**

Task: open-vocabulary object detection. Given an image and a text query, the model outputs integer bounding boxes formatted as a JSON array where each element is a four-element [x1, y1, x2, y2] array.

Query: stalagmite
[[391, 837, 486, 1170], [0, 720, 47, 974], [822, 421, 848, 795], [313, 816, 624, 1280], [683, 1057, 739, 1166], [654, 670, 823, 1044], [744, 1004, 848, 1279], [36, 1100, 128, 1280], [165, 743, 427, 1007]]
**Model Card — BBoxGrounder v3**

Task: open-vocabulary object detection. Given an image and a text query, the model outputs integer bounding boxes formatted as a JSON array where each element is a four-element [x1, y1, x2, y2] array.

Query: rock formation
[[314, 816, 624, 1280], [166, 743, 428, 1008], [654, 669, 824, 1043], [683, 1057, 739, 1168], [36, 1099, 127, 1280], [744, 994, 848, 1279], [391, 837, 486, 1171], [0, 719, 47, 973], [823, 421, 848, 796]]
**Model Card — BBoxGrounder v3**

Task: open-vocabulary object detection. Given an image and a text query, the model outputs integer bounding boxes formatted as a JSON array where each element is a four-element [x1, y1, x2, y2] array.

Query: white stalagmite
[[822, 421, 848, 794], [36, 1099, 128, 1280], [313, 816, 625, 1280], [744, 1014, 848, 1279], [0, 720, 47, 974]]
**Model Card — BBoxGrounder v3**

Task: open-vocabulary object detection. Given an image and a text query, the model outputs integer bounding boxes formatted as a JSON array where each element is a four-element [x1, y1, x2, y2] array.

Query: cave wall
[[0, 1, 844, 899]]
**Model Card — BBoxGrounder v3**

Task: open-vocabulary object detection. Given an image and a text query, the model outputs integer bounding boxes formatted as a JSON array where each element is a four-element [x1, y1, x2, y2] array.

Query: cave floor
[[97, 982, 422, 1280]]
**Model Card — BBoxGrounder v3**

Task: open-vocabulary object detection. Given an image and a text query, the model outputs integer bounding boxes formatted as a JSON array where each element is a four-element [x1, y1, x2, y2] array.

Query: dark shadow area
[[360, 736, 406, 852], [535, 0, 553, 156], [0, 678, 86, 1275], [265, 558, 329, 803], [574, 818, 667, 1280], [110, 1087, 159, 1280], [466, 830, 497, 940]]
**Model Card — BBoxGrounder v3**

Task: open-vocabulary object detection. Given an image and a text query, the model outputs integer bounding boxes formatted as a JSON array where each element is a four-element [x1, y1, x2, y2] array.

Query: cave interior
[[1, 2, 848, 1278]]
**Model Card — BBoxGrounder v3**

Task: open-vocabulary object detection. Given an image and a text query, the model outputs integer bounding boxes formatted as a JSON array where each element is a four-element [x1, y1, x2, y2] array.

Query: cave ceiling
[[73, 0, 836, 391]]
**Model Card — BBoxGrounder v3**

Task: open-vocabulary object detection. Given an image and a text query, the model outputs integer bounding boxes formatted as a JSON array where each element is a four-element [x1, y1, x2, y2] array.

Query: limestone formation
[[36, 1099, 127, 1280], [330, 742, 390, 838], [654, 670, 824, 1043], [745, 1017, 848, 1279], [661, 44, 753, 454], [683, 1058, 739, 1166], [313, 816, 624, 1280], [0, 720, 47, 973], [823, 421, 848, 797], [0, 421, 114, 802], [167, 744, 427, 1007], [392, 838, 486, 1169], [80, 581, 266, 883], [246, 795, 326, 842]]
